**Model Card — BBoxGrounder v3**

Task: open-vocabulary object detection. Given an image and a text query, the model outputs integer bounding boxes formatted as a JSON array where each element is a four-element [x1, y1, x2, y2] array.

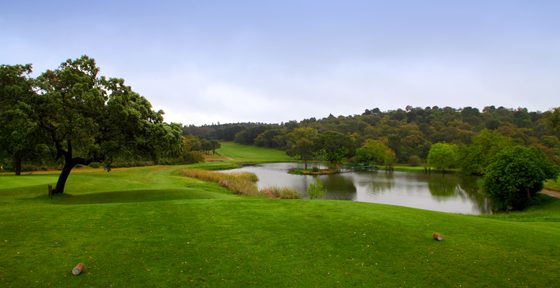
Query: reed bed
[[181, 169, 299, 199], [259, 187, 300, 199]]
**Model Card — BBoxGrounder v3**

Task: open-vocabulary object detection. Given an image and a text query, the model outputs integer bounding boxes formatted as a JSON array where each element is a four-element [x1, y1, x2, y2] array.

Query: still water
[[227, 163, 493, 215]]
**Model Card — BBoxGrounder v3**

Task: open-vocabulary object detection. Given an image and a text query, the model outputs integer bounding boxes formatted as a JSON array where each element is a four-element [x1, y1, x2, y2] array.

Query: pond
[[226, 162, 494, 215]]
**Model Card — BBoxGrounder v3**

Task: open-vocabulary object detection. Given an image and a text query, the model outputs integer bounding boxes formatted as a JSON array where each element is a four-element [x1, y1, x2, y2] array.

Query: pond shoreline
[[225, 162, 491, 215]]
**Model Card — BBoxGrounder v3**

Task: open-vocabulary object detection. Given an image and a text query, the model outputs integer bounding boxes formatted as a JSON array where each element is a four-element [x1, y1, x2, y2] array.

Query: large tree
[[286, 127, 319, 169], [427, 142, 458, 172], [484, 146, 558, 210], [354, 139, 395, 170], [0, 64, 42, 175], [319, 131, 355, 169], [35, 56, 181, 194]]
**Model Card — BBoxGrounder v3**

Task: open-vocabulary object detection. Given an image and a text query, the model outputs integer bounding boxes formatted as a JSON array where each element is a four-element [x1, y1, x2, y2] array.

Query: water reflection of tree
[[427, 175, 458, 198], [364, 172, 395, 193], [322, 174, 357, 200], [458, 176, 495, 213], [427, 174, 496, 213]]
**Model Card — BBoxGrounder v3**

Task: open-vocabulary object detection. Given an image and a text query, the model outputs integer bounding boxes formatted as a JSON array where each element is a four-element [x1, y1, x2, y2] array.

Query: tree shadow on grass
[[46, 189, 229, 205]]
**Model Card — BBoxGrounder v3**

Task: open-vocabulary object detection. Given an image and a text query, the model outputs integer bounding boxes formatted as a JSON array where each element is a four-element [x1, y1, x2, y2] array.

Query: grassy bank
[[1, 152, 560, 286], [392, 165, 461, 174], [545, 176, 560, 191]]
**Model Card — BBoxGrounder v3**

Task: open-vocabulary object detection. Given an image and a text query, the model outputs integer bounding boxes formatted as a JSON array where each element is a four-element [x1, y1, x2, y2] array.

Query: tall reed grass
[[259, 187, 300, 199], [181, 169, 299, 199]]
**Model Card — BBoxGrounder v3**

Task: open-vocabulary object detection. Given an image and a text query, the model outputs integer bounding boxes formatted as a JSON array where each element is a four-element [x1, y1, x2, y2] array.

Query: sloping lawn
[[1, 163, 559, 287]]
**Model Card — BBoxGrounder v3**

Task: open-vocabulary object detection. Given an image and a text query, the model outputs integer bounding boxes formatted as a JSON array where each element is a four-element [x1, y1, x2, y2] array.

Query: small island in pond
[[288, 167, 339, 175]]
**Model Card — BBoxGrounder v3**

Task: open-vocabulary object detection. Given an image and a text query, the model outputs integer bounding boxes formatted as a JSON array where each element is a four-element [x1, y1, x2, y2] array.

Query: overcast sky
[[1, 1, 559, 125]]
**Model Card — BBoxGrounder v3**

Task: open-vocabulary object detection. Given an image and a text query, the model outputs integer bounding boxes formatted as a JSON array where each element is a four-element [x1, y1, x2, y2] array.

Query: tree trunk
[[53, 161, 75, 194], [50, 139, 97, 194], [151, 151, 159, 165], [14, 156, 22, 176]]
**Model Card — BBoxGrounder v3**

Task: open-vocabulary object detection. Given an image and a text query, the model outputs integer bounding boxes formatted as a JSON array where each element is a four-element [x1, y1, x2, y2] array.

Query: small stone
[[432, 232, 444, 241]]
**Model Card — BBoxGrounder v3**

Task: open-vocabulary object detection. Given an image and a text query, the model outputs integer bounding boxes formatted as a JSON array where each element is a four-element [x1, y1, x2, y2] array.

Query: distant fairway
[[1, 145, 560, 287], [213, 142, 294, 163]]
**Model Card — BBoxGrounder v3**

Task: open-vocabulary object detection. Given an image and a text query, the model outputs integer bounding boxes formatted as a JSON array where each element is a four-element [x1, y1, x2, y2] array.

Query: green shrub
[[408, 155, 422, 166], [307, 178, 326, 199], [111, 160, 155, 168], [182, 151, 205, 164], [89, 162, 101, 168], [20, 164, 50, 172]]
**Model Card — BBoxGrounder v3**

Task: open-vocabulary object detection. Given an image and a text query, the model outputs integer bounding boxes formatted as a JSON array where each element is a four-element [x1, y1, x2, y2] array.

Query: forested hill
[[184, 106, 560, 164]]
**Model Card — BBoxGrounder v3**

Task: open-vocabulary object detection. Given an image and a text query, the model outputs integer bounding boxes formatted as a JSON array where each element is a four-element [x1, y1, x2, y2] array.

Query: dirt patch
[[542, 189, 560, 199]]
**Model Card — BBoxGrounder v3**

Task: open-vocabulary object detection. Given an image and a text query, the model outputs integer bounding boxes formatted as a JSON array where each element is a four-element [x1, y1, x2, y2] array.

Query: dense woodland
[[184, 106, 560, 165]]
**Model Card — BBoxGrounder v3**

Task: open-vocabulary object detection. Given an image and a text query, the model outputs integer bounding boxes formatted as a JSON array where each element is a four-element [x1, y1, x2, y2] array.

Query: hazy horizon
[[183, 104, 549, 127]]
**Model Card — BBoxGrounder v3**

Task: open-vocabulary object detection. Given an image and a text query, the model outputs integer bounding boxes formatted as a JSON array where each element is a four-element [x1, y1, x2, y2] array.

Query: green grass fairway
[[545, 177, 560, 191], [1, 162, 560, 287], [215, 142, 294, 163]]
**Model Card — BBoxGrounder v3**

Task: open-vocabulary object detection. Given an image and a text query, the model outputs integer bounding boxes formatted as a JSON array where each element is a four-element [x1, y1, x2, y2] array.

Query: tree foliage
[[254, 128, 286, 148], [0, 64, 42, 175], [459, 129, 512, 175], [483, 146, 559, 210], [544, 107, 560, 135], [200, 139, 220, 154], [319, 131, 355, 168], [186, 106, 560, 167], [33, 56, 182, 194], [354, 139, 396, 169], [286, 127, 319, 169], [427, 143, 458, 172], [181, 135, 204, 163]]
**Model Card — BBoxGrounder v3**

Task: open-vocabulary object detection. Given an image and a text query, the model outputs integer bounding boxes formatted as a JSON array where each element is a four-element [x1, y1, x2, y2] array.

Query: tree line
[[184, 106, 560, 167]]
